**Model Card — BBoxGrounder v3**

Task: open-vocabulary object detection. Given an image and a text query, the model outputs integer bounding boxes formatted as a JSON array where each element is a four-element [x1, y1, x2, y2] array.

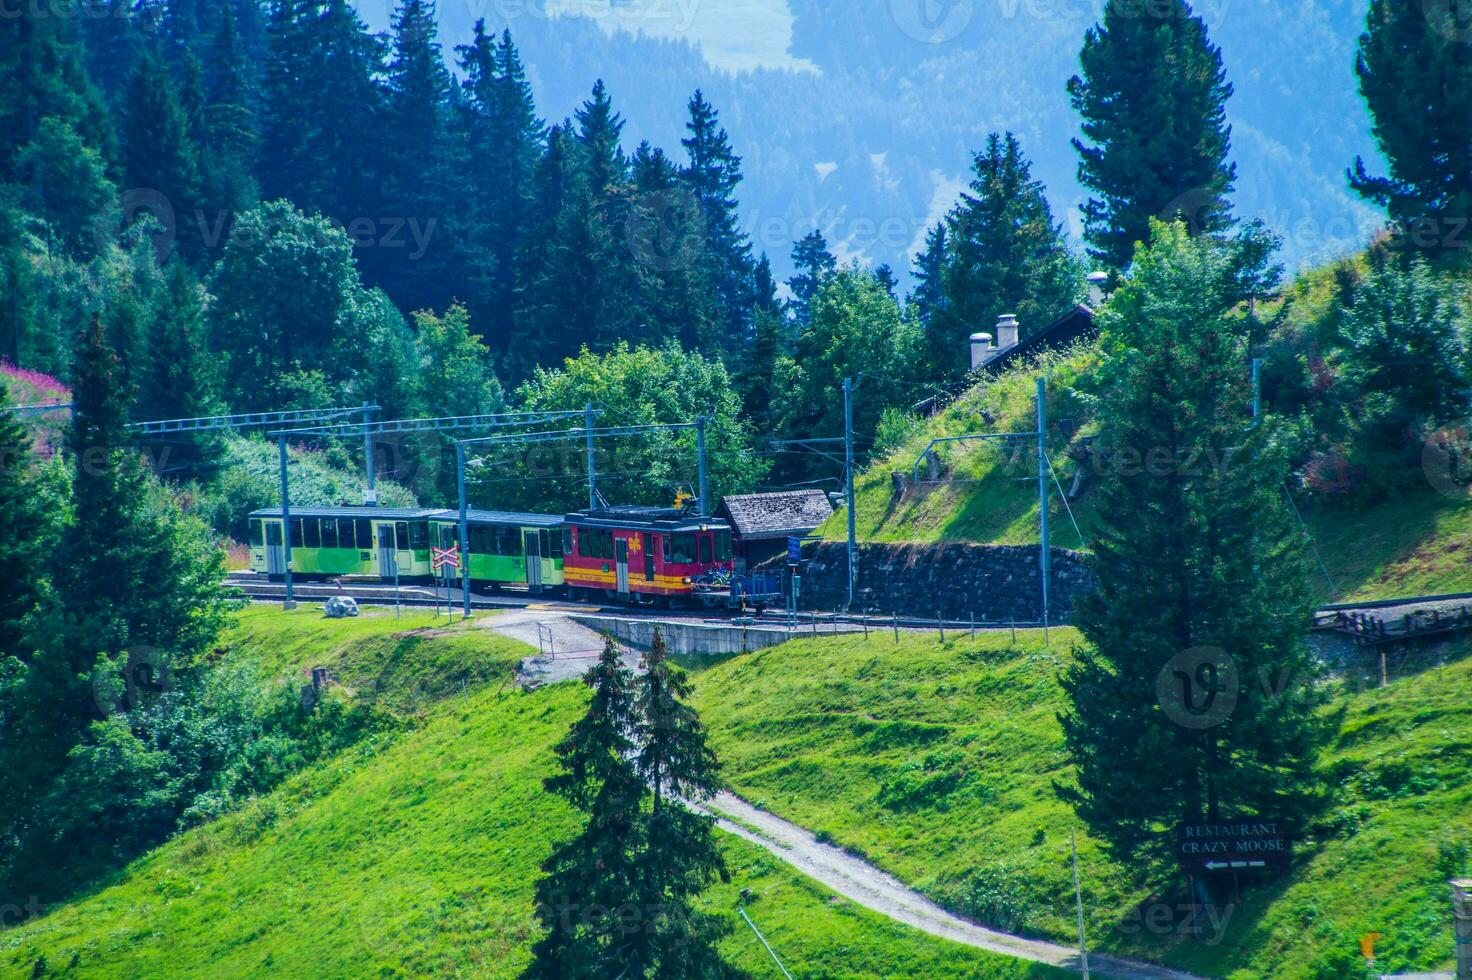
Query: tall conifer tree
[[1058, 223, 1327, 865], [1069, 0, 1236, 269], [1352, 0, 1472, 261], [680, 91, 754, 358]]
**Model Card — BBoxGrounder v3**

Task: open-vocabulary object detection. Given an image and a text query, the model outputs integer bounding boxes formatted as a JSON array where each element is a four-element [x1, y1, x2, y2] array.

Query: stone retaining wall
[[792, 541, 1093, 624]]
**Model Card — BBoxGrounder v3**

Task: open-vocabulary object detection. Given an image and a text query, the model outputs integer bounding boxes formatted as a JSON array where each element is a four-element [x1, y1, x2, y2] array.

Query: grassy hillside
[[693, 628, 1472, 979], [0, 608, 1067, 979], [826, 346, 1472, 603]]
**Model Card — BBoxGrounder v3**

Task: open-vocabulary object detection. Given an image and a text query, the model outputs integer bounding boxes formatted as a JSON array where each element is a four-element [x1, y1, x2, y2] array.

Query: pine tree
[[575, 79, 627, 199], [527, 639, 647, 977], [788, 229, 836, 329], [630, 142, 716, 352], [628, 626, 734, 978], [138, 261, 224, 482], [0, 383, 49, 655], [455, 24, 544, 355], [120, 50, 206, 261], [1352, 0, 1472, 262], [1058, 222, 1329, 866], [201, 5, 259, 232], [1068, 0, 1236, 269], [910, 222, 950, 337], [927, 132, 1081, 381], [377, 0, 456, 308], [680, 91, 754, 357]]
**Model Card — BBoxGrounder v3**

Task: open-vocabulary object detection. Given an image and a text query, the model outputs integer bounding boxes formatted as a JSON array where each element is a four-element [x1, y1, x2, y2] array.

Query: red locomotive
[[561, 506, 735, 607]]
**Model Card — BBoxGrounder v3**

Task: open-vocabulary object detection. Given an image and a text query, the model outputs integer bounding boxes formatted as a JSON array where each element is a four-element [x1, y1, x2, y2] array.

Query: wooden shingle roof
[[718, 491, 834, 540]]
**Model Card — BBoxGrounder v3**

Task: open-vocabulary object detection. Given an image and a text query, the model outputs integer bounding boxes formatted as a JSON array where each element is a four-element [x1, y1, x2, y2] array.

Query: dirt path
[[697, 792, 1208, 980]]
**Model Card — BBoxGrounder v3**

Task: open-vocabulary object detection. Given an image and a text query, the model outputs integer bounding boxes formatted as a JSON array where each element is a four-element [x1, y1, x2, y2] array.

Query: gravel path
[[477, 606, 638, 687], [697, 792, 1208, 980]]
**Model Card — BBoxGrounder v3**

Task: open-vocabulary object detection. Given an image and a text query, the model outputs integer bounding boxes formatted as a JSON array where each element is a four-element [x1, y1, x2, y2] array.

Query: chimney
[[995, 314, 1019, 351], [969, 332, 994, 370], [1086, 270, 1109, 308]]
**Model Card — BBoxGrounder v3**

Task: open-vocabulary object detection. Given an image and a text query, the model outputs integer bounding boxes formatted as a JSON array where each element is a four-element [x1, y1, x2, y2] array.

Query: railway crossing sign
[[431, 546, 461, 571], [1177, 820, 1290, 874]]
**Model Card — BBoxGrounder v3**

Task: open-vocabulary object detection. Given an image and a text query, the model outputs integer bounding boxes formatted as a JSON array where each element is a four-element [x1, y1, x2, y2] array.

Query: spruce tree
[[120, 49, 206, 262], [201, 5, 259, 231], [0, 384, 49, 655], [1058, 222, 1328, 866], [1352, 0, 1472, 262], [527, 639, 647, 977], [630, 142, 716, 352], [455, 24, 544, 355], [629, 627, 733, 978], [1069, 0, 1236, 269], [928, 132, 1082, 380], [138, 261, 224, 482], [378, 0, 456, 308], [680, 91, 754, 357], [910, 222, 950, 338], [788, 229, 836, 329]]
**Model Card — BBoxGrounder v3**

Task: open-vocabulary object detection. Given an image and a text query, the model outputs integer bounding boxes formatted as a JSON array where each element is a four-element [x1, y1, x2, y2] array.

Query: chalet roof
[[718, 490, 834, 540]]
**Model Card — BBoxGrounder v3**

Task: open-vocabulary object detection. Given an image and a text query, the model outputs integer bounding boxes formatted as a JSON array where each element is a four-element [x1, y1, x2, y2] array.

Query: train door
[[615, 538, 630, 596], [376, 522, 398, 580], [643, 534, 656, 582], [524, 528, 543, 592], [265, 520, 286, 575]]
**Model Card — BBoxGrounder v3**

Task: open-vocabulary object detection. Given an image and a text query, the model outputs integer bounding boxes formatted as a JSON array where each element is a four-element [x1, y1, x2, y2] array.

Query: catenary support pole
[[1037, 376, 1050, 630], [584, 403, 597, 510], [362, 402, 377, 503], [1072, 828, 1090, 979], [696, 415, 709, 515], [1452, 878, 1472, 980], [844, 377, 857, 610], [278, 435, 296, 609], [738, 909, 794, 980], [458, 443, 472, 620]]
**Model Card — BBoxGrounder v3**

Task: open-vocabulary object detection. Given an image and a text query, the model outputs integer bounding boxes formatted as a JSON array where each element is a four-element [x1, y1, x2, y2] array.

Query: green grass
[[0, 609, 1067, 979], [1304, 488, 1472, 602], [692, 628, 1472, 979]]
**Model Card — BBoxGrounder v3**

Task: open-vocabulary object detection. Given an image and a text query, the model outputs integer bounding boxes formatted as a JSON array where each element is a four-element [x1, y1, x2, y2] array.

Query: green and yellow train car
[[430, 511, 565, 593], [248, 506, 445, 581]]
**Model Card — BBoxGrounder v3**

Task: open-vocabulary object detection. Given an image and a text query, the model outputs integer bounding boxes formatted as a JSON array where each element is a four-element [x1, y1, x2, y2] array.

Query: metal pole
[[278, 435, 296, 609], [844, 377, 857, 610], [696, 415, 709, 516], [362, 401, 377, 504], [1072, 828, 1090, 979], [1037, 376, 1050, 630], [738, 908, 794, 980], [1251, 357, 1264, 419], [457, 443, 472, 620], [1452, 879, 1472, 980], [584, 403, 597, 510]]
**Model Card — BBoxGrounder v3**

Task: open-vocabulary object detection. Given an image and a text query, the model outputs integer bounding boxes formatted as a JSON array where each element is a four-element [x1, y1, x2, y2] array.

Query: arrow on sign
[[1203, 860, 1267, 871]]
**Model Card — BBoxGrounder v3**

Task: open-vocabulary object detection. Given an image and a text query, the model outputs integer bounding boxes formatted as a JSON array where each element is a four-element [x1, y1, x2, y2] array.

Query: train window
[[697, 534, 711, 564], [600, 530, 614, 559], [716, 531, 731, 561], [395, 522, 409, 550], [651, 535, 662, 563], [539, 530, 551, 558], [249, 520, 264, 547], [266, 521, 282, 546], [409, 522, 428, 550], [547, 529, 562, 559], [562, 527, 574, 556], [303, 519, 321, 549], [493, 526, 519, 556], [321, 520, 339, 549], [669, 533, 696, 564], [355, 519, 371, 550], [289, 518, 304, 545], [470, 525, 493, 554]]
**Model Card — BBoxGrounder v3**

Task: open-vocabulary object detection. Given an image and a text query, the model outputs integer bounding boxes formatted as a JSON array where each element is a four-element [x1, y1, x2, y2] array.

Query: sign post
[[432, 546, 462, 623]]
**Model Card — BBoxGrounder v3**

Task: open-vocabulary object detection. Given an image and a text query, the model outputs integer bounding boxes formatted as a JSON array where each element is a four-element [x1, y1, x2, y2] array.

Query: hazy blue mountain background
[[357, 0, 1379, 293]]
